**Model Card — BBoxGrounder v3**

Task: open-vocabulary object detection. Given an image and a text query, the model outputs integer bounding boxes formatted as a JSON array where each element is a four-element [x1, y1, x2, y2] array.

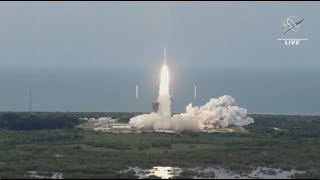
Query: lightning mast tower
[[194, 85, 202, 130], [135, 83, 139, 117], [29, 88, 32, 113], [194, 86, 197, 103], [170, 87, 173, 111]]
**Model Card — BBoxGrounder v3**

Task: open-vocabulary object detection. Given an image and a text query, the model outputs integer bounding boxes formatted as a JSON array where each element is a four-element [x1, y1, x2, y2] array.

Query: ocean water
[[0, 67, 319, 114]]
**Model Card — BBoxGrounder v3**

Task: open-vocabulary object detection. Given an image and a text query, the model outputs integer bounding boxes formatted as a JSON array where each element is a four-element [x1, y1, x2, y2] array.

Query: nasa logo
[[277, 16, 308, 46]]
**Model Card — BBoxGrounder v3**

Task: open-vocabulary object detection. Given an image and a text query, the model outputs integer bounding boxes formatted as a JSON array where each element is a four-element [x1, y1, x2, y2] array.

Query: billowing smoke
[[129, 112, 161, 130], [184, 95, 254, 129], [172, 113, 199, 131], [129, 60, 254, 132], [129, 95, 254, 131]]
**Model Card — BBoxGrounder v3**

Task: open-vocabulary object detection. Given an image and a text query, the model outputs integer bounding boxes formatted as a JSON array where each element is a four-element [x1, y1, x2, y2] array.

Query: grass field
[[0, 113, 319, 179]]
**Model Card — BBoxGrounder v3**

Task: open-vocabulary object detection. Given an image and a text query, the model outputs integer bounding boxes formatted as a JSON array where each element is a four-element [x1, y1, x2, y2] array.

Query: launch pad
[[78, 117, 244, 134]]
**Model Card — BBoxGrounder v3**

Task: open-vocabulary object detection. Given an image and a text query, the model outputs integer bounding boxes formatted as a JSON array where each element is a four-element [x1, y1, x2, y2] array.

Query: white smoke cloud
[[129, 95, 254, 132], [186, 95, 254, 129], [172, 113, 199, 131], [128, 112, 161, 130]]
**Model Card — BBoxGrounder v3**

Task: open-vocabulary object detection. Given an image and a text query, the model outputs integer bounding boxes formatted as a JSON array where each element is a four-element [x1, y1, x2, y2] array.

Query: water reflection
[[150, 166, 182, 179], [26, 171, 63, 179], [124, 166, 181, 179], [122, 166, 305, 179]]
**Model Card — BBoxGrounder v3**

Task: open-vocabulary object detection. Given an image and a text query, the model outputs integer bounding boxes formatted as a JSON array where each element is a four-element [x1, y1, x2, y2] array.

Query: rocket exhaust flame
[[129, 49, 254, 131], [157, 64, 171, 119], [153, 49, 172, 129], [159, 65, 170, 96]]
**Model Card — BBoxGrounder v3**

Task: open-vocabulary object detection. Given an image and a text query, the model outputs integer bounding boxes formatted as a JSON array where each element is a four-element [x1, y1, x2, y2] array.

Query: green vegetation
[[0, 113, 83, 130], [0, 112, 319, 179]]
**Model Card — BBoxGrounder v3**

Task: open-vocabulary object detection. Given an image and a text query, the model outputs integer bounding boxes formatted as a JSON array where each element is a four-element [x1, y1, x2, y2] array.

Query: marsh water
[[121, 166, 305, 179], [26, 171, 63, 179]]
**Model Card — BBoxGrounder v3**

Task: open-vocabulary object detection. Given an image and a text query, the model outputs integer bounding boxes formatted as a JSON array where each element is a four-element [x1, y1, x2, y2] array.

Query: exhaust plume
[[129, 50, 254, 131]]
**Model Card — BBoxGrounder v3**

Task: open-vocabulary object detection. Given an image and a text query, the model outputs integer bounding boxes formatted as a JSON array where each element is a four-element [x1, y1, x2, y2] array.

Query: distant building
[[79, 117, 89, 121], [89, 118, 97, 121], [98, 117, 118, 123], [98, 117, 112, 121], [111, 123, 132, 129], [94, 126, 110, 132]]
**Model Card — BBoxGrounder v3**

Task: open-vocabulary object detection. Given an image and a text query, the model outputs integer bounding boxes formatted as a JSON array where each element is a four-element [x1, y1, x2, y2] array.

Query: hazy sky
[[0, 1, 319, 69], [0, 2, 319, 113]]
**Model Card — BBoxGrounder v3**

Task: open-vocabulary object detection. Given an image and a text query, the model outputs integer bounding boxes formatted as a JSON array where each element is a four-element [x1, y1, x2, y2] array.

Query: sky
[[0, 1, 319, 69], [0, 1, 319, 113]]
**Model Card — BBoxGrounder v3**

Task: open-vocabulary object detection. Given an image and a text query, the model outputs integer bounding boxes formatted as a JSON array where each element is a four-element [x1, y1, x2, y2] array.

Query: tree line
[[0, 113, 83, 130]]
